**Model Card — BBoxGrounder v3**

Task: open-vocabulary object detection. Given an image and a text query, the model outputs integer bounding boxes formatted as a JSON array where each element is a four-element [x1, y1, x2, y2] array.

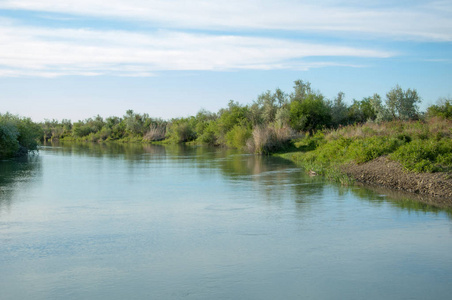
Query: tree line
[[1, 80, 451, 159]]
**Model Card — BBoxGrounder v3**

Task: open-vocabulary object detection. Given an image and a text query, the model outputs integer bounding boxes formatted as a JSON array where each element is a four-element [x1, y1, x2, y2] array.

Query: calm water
[[1, 143, 451, 300]]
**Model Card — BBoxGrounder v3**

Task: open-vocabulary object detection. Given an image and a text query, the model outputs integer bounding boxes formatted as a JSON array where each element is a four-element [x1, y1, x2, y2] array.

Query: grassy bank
[[278, 118, 452, 184]]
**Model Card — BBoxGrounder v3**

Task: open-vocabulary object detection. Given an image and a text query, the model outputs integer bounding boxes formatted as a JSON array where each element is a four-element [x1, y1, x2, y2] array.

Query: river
[[1, 143, 451, 299]]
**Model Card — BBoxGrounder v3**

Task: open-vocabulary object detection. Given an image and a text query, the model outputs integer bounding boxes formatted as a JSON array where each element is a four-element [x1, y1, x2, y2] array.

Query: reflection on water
[[0, 155, 41, 214], [43, 141, 452, 215], [349, 184, 452, 218], [1, 142, 451, 300]]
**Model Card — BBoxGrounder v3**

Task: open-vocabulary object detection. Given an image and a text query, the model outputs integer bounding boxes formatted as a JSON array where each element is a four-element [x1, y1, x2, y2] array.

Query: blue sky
[[0, 0, 451, 121]]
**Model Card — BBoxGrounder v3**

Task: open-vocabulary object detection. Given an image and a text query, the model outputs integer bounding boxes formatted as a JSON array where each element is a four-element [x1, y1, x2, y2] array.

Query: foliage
[[166, 117, 197, 143], [283, 117, 451, 182], [385, 85, 421, 120], [0, 120, 19, 158], [0, 113, 42, 159], [391, 139, 452, 172], [331, 92, 348, 127], [7, 78, 448, 173], [427, 97, 452, 120], [348, 136, 406, 164], [289, 93, 332, 133], [347, 97, 377, 124], [225, 124, 252, 149]]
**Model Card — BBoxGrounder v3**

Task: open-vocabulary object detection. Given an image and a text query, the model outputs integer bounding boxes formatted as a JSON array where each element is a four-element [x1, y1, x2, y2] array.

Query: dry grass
[[247, 125, 294, 154], [143, 125, 166, 141], [325, 118, 452, 141]]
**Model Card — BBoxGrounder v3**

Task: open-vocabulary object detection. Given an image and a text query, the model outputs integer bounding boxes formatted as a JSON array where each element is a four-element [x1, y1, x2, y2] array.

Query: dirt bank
[[342, 156, 452, 207]]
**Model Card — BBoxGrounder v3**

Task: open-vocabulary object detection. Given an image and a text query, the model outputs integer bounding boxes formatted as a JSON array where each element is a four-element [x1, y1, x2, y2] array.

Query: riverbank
[[278, 118, 452, 207], [343, 156, 452, 206], [281, 153, 452, 208]]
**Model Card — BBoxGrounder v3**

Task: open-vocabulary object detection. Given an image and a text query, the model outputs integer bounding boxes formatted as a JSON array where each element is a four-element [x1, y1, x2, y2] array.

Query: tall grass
[[247, 125, 294, 154], [143, 125, 166, 141]]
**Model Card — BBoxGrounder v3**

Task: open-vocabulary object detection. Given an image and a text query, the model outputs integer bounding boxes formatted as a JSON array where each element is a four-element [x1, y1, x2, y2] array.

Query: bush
[[289, 93, 332, 133], [197, 121, 218, 145], [349, 136, 406, 164], [225, 125, 251, 149], [427, 97, 452, 120], [167, 118, 196, 143], [391, 139, 452, 172], [0, 121, 20, 158], [0, 113, 42, 158]]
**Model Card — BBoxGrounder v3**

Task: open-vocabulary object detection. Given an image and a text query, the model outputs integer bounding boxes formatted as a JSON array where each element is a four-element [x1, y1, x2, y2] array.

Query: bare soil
[[342, 156, 452, 207]]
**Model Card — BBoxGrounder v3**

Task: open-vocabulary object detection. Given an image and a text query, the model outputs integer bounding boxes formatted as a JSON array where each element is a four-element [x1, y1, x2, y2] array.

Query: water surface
[[1, 143, 451, 299]]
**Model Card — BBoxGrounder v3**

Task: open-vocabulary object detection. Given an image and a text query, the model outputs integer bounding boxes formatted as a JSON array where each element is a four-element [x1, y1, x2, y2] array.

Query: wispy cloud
[[1, 0, 451, 41], [0, 21, 393, 77]]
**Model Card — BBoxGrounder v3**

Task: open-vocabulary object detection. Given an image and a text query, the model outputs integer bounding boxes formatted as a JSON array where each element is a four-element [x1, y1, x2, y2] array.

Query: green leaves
[[391, 139, 452, 172], [0, 113, 42, 159]]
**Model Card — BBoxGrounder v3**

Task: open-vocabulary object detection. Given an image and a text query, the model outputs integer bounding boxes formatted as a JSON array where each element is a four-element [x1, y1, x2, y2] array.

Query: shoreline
[[278, 151, 452, 209], [341, 156, 452, 207]]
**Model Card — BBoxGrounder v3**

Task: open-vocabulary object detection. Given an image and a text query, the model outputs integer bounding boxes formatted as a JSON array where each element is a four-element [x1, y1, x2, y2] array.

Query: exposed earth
[[342, 156, 452, 208]]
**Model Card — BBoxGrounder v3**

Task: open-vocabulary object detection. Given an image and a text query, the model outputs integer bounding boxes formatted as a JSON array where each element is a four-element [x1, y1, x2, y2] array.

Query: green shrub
[[225, 125, 252, 149], [427, 98, 452, 120], [391, 139, 452, 172], [349, 136, 405, 164], [166, 118, 196, 143], [197, 121, 217, 145], [0, 113, 42, 158], [0, 121, 20, 158]]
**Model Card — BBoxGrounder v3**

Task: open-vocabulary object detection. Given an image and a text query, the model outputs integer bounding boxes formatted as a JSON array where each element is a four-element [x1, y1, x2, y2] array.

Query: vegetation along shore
[[1, 80, 451, 204]]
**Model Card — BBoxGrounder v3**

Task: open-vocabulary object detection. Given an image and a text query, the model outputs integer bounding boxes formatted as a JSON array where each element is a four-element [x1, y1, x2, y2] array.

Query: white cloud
[[0, 0, 451, 41], [0, 22, 393, 77]]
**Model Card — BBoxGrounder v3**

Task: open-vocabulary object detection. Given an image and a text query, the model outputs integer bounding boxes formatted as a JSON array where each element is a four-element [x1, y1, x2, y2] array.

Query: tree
[[291, 80, 312, 102], [0, 113, 42, 158], [124, 110, 145, 135], [289, 93, 332, 133], [0, 120, 19, 158], [386, 85, 421, 120], [217, 100, 251, 135], [427, 97, 452, 119], [331, 92, 348, 127], [274, 88, 288, 108]]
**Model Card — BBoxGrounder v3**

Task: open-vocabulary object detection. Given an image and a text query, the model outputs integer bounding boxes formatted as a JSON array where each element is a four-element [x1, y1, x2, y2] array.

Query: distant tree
[[367, 93, 392, 122], [274, 88, 288, 108], [0, 113, 42, 158], [124, 110, 145, 135], [92, 115, 105, 132], [167, 117, 196, 143], [427, 97, 452, 119], [0, 119, 19, 158], [289, 93, 332, 134], [275, 106, 290, 128], [347, 96, 378, 124], [291, 80, 312, 102], [72, 121, 94, 138], [386, 85, 421, 120], [331, 92, 348, 127], [254, 90, 278, 124], [217, 101, 250, 135]]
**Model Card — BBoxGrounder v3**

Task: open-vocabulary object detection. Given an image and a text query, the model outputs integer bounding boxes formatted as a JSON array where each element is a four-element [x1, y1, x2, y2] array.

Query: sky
[[0, 0, 451, 121]]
